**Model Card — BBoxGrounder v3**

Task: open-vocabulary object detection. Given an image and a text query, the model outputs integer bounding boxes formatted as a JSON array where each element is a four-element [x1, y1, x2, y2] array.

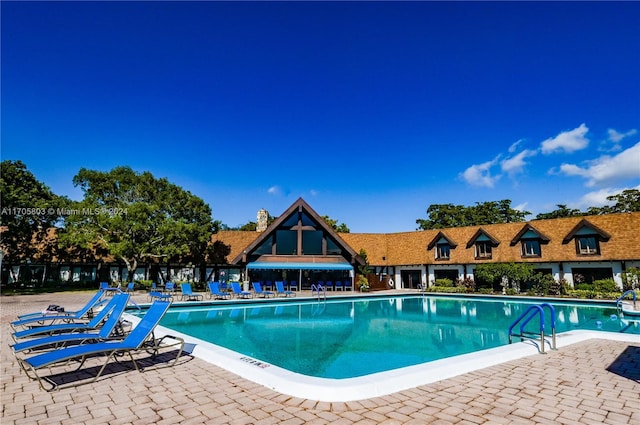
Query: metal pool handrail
[[508, 303, 557, 353], [616, 290, 637, 308], [311, 284, 326, 301]]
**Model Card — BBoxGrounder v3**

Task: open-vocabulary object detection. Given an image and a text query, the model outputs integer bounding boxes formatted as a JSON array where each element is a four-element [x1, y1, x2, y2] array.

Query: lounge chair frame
[[16, 301, 184, 392]]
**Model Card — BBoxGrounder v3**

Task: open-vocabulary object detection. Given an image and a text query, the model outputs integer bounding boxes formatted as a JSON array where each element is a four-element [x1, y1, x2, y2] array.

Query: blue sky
[[2, 2, 639, 233]]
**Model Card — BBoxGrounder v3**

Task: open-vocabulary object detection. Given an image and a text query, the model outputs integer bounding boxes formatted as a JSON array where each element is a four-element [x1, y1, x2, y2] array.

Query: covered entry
[[246, 260, 354, 290]]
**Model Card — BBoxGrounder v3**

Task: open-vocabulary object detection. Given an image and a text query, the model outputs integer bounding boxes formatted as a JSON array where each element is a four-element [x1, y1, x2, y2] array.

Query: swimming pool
[[132, 295, 639, 380]]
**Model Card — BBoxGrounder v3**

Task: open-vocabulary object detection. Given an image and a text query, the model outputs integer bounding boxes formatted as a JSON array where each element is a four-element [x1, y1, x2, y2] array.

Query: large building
[[5, 198, 640, 290], [215, 198, 640, 290]]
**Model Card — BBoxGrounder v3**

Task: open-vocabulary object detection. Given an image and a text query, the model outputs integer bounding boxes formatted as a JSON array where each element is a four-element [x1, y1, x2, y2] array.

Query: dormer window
[[475, 241, 493, 259], [436, 243, 450, 260], [521, 239, 541, 257], [467, 228, 500, 260], [428, 231, 457, 261], [511, 224, 551, 259], [563, 219, 610, 257], [576, 236, 598, 255]]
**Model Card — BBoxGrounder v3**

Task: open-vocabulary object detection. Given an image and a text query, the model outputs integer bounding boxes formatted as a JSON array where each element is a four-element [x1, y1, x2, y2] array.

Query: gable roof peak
[[562, 218, 612, 244]]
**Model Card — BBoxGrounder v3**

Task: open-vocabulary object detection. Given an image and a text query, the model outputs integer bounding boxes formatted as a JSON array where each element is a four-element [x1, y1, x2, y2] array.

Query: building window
[[475, 242, 493, 259], [576, 236, 599, 255], [521, 239, 541, 257], [436, 243, 450, 260]]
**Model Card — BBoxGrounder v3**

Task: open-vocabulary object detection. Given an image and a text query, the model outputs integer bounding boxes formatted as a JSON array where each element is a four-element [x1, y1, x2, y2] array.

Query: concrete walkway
[[2, 291, 639, 424]]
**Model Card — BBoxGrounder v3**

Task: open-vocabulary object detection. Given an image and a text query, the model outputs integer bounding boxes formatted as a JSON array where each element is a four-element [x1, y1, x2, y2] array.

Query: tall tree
[[0, 160, 65, 270], [416, 200, 529, 230], [586, 189, 640, 215], [321, 215, 350, 233], [535, 204, 584, 220], [58, 166, 214, 280]]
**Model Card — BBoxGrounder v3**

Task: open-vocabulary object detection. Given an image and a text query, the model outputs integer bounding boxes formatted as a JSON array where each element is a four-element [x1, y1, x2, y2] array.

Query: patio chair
[[288, 280, 298, 291], [343, 280, 353, 291], [100, 281, 120, 296], [11, 293, 131, 354], [164, 282, 176, 294], [14, 290, 106, 324], [252, 282, 274, 298], [230, 282, 252, 299], [317, 281, 325, 290], [207, 282, 231, 300], [17, 300, 183, 392], [12, 293, 130, 341], [334, 281, 343, 291], [148, 291, 173, 302], [180, 283, 203, 301], [325, 281, 333, 291], [124, 282, 135, 294], [275, 281, 295, 297]]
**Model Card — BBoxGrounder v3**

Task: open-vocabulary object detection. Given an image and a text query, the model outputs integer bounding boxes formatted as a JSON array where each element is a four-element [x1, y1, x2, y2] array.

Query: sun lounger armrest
[[150, 334, 185, 366]]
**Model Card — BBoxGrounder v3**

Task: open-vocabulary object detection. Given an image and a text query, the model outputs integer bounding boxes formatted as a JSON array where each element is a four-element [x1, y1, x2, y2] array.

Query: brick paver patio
[[2, 291, 639, 424]]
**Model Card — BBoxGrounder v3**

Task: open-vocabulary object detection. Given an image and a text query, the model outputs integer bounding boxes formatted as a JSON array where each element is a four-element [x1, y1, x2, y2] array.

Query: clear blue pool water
[[134, 295, 639, 379]]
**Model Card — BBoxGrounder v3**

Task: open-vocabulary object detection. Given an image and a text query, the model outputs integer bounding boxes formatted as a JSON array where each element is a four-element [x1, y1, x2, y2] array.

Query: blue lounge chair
[[334, 281, 343, 291], [207, 282, 231, 300], [11, 294, 131, 354], [180, 283, 203, 301], [13, 293, 130, 340], [100, 281, 120, 295], [125, 282, 135, 294], [17, 300, 183, 391], [344, 280, 353, 291], [252, 282, 274, 298], [230, 282, 252, 299], [288, 280, 298, 291], [12, 291, 106, 329], [164, 282, 176, 294], [275, 281, 295, 297], [148, 291, 173, 302]]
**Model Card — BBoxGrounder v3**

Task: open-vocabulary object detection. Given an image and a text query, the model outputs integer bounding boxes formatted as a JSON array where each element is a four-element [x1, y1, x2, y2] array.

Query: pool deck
[[3, 290, 639, 424]]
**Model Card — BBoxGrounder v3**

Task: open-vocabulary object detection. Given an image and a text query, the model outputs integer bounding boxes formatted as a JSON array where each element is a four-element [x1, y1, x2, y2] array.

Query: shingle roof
[[215, 212, 640, 266]]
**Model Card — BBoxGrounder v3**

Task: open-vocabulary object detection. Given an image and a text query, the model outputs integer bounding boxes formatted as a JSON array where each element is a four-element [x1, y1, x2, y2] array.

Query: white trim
[[136, 316, 639, 402]]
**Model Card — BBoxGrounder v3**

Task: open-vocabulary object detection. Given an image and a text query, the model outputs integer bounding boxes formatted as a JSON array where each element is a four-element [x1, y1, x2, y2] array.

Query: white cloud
[[540, 123, 589, 154], [576, 184, 640, 209], [267, 185, 282, 195], [558, 141, 640, 187], [608, 128, 637, 143], [500, 149, 537, 177], [514, 202, 529, 213], [508, 139, 524, 154], [460, 156, 501, 188]]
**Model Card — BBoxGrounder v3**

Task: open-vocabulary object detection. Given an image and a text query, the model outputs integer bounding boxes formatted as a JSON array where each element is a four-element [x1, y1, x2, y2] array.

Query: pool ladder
[[508, 303, 557, 354], [616, 290, 637, 314], [311, 284, 326, 301]]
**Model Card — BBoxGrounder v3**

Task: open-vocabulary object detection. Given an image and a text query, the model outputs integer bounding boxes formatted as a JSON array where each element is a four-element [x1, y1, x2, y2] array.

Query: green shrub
[[138, 280, 153, 290], [434, 278, 454, 287], [527, 273, 556, 295], [568, 289, 597, 299], [575, 283, 594, 291], [424, 286, 466, 293], [593, 279, 618, 293], [456, 277, 476, 292]]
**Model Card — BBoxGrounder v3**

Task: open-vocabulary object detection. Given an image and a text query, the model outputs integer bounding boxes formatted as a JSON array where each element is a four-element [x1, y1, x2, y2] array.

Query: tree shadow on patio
[[606, 345, 640, 383]]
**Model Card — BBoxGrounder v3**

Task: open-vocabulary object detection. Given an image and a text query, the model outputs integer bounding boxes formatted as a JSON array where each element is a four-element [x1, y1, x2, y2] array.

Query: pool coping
[[125, 296, 640, 402]]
